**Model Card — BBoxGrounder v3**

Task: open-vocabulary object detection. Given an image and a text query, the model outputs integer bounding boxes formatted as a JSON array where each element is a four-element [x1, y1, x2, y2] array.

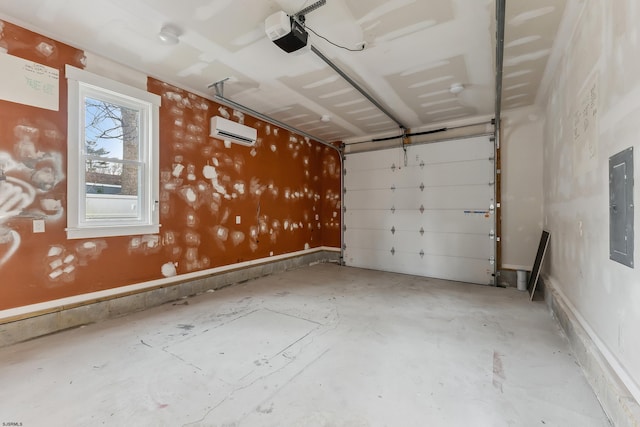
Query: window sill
[[66, 224, 160, 240]]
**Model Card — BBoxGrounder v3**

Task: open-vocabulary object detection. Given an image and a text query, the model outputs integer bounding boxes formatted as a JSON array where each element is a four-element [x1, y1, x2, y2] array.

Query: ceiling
[[0, 0, 566, 143]]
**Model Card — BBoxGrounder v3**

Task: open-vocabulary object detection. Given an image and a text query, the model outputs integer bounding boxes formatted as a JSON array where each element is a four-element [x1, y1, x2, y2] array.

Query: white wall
[[501, 106, 544, 270], [542, 0, 640, 401]]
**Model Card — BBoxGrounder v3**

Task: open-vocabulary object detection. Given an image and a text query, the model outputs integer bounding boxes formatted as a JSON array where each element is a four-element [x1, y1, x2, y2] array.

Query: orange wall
[[0, 21, 341, 311]]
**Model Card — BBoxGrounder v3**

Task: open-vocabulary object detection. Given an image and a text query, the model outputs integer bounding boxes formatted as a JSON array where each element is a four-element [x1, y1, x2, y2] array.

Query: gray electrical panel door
[[609, 147, 634, 268]]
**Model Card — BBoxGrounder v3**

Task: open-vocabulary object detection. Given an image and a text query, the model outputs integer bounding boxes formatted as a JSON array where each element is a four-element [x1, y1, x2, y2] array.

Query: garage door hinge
[[391, 226, 396, 235], [391, 205, 396, 213], [390, 184, 396, 191], [343, 206, 347, 213], [489, 204, 495, 213], [489, 256, 495, 265], [419, 204, 425, 214], [419, 249, 425, 258], [391, 247, 396, 255], [343, 187, 347, 194], [419, 227, 425, 236], [489, 230, 495, 239], [343, 168, 347, 175], [489, 156, 495, 161], [419, 182, 425, 191], [391, 163, 397, 172]]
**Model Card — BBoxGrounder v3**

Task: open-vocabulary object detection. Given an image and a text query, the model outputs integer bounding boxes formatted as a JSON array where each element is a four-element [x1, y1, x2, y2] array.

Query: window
[[66, 65, 160, 239]]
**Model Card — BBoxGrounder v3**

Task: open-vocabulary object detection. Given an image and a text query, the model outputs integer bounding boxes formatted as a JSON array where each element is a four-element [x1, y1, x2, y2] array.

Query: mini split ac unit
[[210, 116, 257, 146]]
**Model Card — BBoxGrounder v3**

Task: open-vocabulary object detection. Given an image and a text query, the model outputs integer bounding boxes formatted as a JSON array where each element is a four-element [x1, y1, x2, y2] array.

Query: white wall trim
[[0, 246, 340, 322], [543, 273, 640, 404]]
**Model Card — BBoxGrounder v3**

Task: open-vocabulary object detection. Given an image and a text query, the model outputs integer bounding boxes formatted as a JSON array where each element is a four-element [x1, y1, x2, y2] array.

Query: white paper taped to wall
[[0, 53, 59, 111]]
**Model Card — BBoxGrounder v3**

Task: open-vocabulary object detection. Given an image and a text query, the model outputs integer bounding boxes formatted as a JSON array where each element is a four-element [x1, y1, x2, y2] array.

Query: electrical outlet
[[33, 219, 45, 233], [235, 215, 241, 224]]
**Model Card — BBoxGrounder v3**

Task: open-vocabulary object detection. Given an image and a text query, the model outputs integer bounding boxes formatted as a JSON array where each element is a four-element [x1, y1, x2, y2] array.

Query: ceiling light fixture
[[450, 83, 465, 94], [158, 25, 181, 45]]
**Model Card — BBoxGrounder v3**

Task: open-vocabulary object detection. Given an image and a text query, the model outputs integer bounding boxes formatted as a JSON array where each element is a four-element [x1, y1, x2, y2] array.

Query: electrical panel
[[609, 147, 634, 268]]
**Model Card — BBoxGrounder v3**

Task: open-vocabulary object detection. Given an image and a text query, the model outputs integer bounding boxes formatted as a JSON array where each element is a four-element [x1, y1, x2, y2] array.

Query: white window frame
[[66, 65, 160, 239]]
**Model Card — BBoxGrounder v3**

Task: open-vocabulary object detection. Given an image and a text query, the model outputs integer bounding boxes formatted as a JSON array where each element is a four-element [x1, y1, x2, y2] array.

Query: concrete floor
[[0, 264, 610, 427]]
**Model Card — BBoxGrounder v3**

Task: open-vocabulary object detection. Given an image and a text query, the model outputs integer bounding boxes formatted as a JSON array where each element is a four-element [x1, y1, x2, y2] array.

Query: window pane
[[84, 97, 140, 162], [85, 160, 141, 220], [85, 159, 140, 196]]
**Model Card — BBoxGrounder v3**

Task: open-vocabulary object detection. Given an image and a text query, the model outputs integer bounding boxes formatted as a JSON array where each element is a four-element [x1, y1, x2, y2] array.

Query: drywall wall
[[501, 106, 544, 270], [0, 20, 341, 311], [542, 0, 640, 402]]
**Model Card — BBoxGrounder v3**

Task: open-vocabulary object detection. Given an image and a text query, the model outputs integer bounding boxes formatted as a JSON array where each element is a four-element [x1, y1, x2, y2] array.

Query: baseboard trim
[[542, 274, 640, 427], [0, 248, 340, 347]]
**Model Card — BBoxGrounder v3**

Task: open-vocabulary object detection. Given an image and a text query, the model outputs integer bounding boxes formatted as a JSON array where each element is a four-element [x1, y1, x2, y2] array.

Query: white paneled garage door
[[343, 136, 496, 285]]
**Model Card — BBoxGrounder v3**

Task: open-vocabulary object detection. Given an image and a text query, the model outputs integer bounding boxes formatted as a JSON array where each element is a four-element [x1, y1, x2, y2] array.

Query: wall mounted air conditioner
[[210, 116, 257, 146]]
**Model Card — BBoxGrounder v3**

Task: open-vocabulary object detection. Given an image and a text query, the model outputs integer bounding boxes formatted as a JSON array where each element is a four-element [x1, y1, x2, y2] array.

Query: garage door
[[343, 136, 496, 285]]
